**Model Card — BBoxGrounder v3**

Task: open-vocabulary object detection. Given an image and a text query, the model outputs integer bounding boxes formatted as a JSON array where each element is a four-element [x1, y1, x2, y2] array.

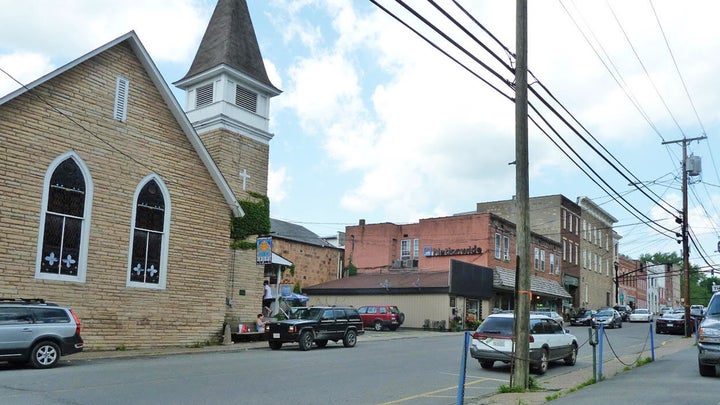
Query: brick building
[[476, 195, 582, 309], [0, 0, 286, 349], [305, 212, 571, 329]]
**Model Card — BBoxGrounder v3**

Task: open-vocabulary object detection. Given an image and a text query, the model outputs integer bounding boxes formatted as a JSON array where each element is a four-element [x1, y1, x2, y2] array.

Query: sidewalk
[[470, 335, 696, 405]]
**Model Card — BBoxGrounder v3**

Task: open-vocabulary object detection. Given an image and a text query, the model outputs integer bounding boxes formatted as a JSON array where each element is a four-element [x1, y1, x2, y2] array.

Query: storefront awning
[[271, 252, 292, 266], [493, 267, 573, 300]]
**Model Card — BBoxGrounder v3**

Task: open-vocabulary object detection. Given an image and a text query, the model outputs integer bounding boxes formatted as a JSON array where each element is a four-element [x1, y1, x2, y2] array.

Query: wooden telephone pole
[[512, 0, 531, 389], [662, 135, 705, 337]]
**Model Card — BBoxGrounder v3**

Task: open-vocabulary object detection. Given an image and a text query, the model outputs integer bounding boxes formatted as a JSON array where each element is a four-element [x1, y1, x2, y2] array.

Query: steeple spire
[[179, 0, 278, 92]]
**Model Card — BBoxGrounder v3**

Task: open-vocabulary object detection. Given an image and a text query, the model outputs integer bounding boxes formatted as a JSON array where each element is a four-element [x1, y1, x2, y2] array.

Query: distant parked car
[[628, 308, 653, 322], [470, 312, 578, 375], [593, 309, 623, 329], [697, 291, 720, 377], [265, 306, 364, 351], [656, 312, 696, 335], [613, 305, 632, 322], [570, 310, 596, 326], [658, 306, 673, 317], [531, 309, 565, 328], [690, 305, 705, 318], [357, 305, 405, 331]]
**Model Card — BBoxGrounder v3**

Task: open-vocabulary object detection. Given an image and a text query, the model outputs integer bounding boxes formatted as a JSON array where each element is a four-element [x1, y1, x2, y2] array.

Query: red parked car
[[357, 305, 405, 331]]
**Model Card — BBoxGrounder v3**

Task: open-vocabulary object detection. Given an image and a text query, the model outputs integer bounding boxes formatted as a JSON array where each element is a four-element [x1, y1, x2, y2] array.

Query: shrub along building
[[0, 0, 288, 349], [305, 213, 571, 330]]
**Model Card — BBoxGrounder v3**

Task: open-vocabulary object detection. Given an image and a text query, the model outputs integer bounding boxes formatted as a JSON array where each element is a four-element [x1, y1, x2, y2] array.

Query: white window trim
[[126, 174, 171, 289], [495, 233, 502, 259], [35, 152, 93, 283]]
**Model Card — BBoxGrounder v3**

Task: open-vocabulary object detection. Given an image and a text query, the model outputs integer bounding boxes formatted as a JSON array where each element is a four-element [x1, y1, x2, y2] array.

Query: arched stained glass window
[[36, 153, 92, 282], [128, 176, 170, 288]]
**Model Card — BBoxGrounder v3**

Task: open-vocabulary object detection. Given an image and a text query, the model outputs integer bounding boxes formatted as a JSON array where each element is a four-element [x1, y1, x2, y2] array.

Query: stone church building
[[0, 0, 282, 350]]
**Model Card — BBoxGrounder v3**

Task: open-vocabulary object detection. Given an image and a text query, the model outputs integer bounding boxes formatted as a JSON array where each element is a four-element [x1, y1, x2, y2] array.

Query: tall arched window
[[36, 153, 93, 282], [128, 175, 170, 289]]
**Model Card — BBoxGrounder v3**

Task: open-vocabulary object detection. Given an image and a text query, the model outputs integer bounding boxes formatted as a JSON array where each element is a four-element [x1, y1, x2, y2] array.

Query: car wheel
[[534, 349, 549, 375], [564, 344, 578, 366], [699, 361, 716, 377], [618, 321, 622, 328], [374, 321, 383, 331], [299, 331, 314, 351], [343, 329, 357, 347], [480, 360, 494, 369], [388, 326, 398, 331], [315, 339, 328, 348], [31, 341, 60, 369], [269, 341, 282, 350]]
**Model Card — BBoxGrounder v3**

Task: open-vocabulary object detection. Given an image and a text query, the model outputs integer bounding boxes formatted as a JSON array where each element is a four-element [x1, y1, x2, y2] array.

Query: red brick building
[[305, 213, 572, 329]]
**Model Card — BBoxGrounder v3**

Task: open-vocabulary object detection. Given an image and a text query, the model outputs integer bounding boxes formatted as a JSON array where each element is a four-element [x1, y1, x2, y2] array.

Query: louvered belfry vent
[[195, 83, 214, 108], [114, 76, 129, 122], [235, 85, 257, 112]]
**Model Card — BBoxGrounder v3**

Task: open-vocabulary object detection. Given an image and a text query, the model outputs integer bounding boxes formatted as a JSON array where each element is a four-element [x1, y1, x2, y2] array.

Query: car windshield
[[708, 297, 720, 315], [634, 309, 648, 314], [297, 308, 325, 320], [662, 313, 683, 319], [597, 310, 613, 317], [578, 310, 593, 317], [390, 307, 400, 314], [476, 317, 514, 335]]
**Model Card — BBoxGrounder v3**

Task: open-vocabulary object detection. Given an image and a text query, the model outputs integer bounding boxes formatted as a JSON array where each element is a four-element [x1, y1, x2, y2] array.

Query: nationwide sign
[[423, 245, 483, 257]]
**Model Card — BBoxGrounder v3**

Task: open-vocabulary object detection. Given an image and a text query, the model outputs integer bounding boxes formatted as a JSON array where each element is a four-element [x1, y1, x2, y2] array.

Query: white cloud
[[0, 52, 53, 97], [268, 164, 290, 203]]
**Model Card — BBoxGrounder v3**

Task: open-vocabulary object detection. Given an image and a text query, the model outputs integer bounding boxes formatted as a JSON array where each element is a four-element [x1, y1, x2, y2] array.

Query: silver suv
[[698, 292, 720, 377], [0, 298, 84, 368]]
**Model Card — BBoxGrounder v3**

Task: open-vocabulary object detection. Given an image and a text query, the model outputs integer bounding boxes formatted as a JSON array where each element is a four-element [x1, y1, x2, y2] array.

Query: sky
[[1, 0, 719, 272]]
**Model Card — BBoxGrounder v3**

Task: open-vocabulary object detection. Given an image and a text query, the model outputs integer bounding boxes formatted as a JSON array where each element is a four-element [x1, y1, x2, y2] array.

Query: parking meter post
[[598, 324, 604, 380], [649, 322, 655, 361], [456, 331, 470, 405], [588, 328, 597, 382]]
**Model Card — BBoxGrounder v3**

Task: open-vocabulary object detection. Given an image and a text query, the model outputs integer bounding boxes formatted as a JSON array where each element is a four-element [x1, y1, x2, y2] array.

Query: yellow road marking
[[376, 377, 495, 404]]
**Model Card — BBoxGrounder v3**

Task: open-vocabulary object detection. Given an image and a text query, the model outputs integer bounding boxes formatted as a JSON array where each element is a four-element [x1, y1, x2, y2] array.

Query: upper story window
[[534, 248, 540, 269], [495, 233, 502, 259], [400, 239, 410, 260], [413, 239, 419, 258], [195, 83, 214, 108], [562, 210, 567, 229], [36, 153, 93, 282], [235, 85, 258, 112], [503, 236, 510, 260], [540, 250, 546, 271], [128, 176, 170, 289]]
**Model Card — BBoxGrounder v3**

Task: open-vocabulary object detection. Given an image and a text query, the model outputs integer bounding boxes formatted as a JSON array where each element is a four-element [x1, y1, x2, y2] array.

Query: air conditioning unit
[[392, 259, 403, 268]]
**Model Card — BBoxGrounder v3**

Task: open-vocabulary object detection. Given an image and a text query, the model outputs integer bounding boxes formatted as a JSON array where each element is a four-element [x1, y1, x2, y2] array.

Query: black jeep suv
[[265, 306, 364, 351]]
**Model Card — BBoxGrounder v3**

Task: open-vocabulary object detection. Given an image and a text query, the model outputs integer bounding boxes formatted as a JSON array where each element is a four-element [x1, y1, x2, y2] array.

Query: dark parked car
[[264, 306, 364, 351], [697, 292, 720, 377], [358, 305, 405, 331], [0, 298, 84, 368], [613, 305, 632, 322], [656, 312, 696, 335], [570, 310, 596, 326], [593, 309, 623, 329]]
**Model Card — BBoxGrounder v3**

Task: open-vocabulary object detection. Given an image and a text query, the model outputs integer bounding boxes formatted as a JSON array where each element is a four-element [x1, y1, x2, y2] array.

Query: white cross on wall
[[239, 169, 251, 191]]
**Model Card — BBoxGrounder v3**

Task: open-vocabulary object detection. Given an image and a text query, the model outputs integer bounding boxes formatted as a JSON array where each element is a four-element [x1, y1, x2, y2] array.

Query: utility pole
[[512, 0, 530, 389], [663, 135, 705, 338]]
